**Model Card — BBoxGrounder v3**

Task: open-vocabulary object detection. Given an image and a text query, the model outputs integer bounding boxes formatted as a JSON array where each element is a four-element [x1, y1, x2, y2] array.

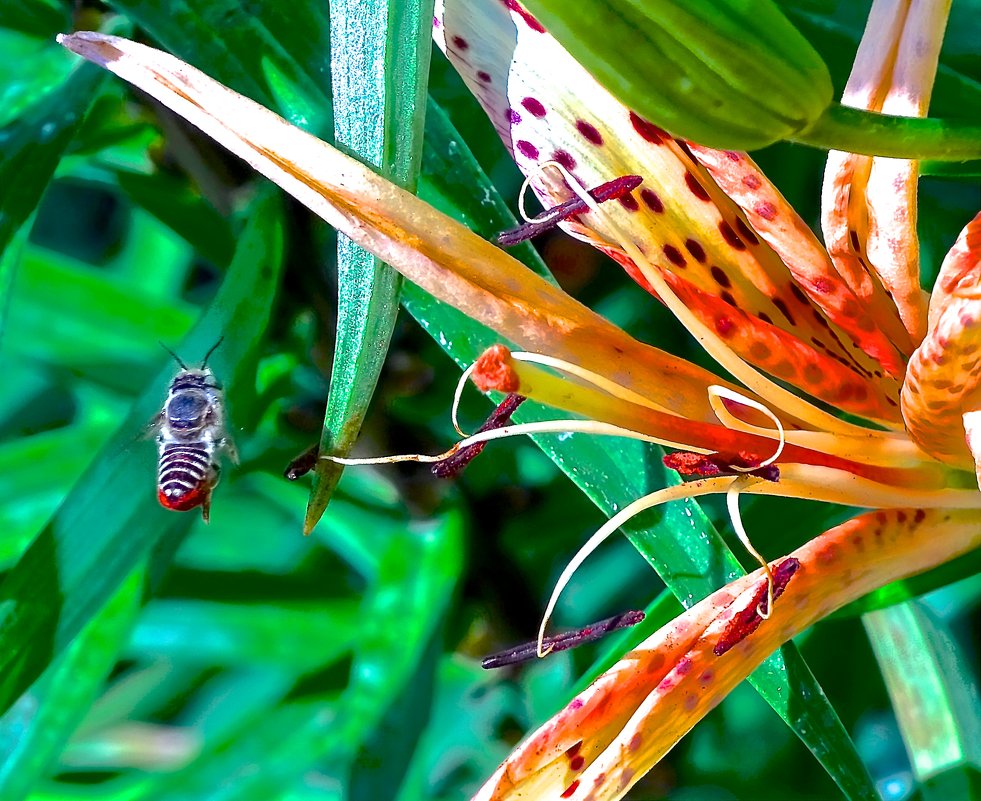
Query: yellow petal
[[475, 507, 981, 801], [57, 31, 735, 425]]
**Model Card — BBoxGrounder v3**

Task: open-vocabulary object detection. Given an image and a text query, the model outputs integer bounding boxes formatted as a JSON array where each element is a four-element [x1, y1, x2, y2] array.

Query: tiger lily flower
[[58, 0, 980, 796]]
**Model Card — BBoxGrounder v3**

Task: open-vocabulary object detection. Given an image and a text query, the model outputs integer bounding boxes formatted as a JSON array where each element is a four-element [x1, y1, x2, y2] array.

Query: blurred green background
[[0, 1, 978, 800]]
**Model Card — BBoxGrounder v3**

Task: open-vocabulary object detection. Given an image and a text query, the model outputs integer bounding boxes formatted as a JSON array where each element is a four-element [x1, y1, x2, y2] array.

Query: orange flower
[[59, 0, 980, 797]]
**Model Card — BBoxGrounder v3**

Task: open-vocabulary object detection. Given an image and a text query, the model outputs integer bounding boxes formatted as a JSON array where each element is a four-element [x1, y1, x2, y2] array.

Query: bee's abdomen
[[157, 443, 215, 510]]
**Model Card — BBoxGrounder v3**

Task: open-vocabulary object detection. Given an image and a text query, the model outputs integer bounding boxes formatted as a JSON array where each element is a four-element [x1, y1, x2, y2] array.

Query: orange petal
[[436, 0, 902, 423], [821, 0, 949, 348], [474, 507, 981, 801], [901, 212, 981, 473], [688, 145, 907, 378], [58, 31, 737, 426]]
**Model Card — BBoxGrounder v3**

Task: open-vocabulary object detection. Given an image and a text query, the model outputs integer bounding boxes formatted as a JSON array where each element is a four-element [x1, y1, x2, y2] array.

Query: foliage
[[0, 1, 978, 800]]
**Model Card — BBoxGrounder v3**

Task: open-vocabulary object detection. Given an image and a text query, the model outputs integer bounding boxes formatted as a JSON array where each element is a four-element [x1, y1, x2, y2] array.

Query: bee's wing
[[143, 410, 165, 440]]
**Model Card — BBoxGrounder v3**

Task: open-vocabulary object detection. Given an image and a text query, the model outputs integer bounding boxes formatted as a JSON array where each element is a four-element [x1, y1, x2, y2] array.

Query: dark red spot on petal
[[772, 298, 796, 325], [754, 200, 776, 219], [640, 188, 664, 213], [749, 341, 771, 361], [629, 111, 666, 144], [735, 217, 759, 245], [743, 174, 762, 190], [628, 733, 643, 751], [561, 780, 580, 798], [896, 511, 907, 523], [570, 755, 585, 771], [685, 239, 706, 262], [677, 657, 693, 675], [685, 172, 710, 201], [662, 244, 685, 267], [914, 509, 926, 524], [718, 220, 746, 251], [715, 316, 735, 337], [720, 291, 737, 308], [618, 193, 639, 211], [521, 97, 546, 117], [477, 70, 492, 83], [710, 265, 731, 288], [507, 108, 521, 124], [516, 140, 539, 159], [849, 229, 861, 250], [803, 364, 824, 385], [553, 149, 576, 170], [758, 312, 772, 324], [790, 284, 809, 304], [576, 120, 603, 145], [451, 35, 469, 50]]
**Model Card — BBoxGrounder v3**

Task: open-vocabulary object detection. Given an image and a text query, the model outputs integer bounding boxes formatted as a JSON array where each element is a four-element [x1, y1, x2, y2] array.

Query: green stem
[[795, 103, 981, 160]]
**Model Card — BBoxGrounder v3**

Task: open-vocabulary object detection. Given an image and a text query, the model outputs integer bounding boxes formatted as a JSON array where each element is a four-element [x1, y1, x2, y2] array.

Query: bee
[[150, 338, 237, 523]]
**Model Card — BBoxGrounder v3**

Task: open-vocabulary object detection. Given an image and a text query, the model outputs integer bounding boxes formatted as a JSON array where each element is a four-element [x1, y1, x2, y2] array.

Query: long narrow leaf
[[304, 0, 435, 531]]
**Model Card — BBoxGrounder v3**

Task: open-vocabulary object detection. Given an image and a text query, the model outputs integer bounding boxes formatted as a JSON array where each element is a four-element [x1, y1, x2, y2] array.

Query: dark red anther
[[495, 175, 643, 246], [284, 442, 320, 480], [432, 394, 527, 479], [713, 558, 800, 656], [482, 609, 646, 669], [663, 450, 780, 482]]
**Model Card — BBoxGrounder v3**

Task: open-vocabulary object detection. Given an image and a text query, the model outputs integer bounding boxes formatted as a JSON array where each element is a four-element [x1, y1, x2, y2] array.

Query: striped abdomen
[[157, 442, 218, 517]]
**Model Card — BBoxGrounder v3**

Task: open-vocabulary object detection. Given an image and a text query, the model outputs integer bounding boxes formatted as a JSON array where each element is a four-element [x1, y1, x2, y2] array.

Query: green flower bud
[[523, 0, 834, 150]]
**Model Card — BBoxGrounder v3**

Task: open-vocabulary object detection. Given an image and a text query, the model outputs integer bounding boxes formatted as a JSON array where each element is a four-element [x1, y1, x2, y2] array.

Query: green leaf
[[408, 100, 880, 801], [0, 0, 70, 40], [304, 0, 435, 532], [864, 600, 981, 800], [0, 61, 104, 336], [0, 187, 285, 717], [106, 0, 332, 136], [0, 566, 142, 801]]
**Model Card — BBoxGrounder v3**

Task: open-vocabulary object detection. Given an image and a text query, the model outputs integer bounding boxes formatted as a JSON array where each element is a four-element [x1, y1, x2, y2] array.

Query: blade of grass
[[864, 600, 981, 801], [0, 61, 104, 337], [106, 0, 331, 136], [0, 187, 284, 717], [407, 99, 880, 801], [0, 566, 143, 801], [303, 0, 435, 532]]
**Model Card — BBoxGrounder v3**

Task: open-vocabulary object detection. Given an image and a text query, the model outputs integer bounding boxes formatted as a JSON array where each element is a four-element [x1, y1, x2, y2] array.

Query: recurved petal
[[902, 213, 981, 474], [436, 0, 903, 424], [474, 508, 981, 801], [58, 31, 735, 426], [821, 0, 949, 349]]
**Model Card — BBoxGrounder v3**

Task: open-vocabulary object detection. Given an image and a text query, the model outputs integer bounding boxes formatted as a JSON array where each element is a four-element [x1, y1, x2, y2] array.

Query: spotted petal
[[902, 213, 981, 476], [821, 0, 948, 348], [436, 0, 904, 424], [474, 507, 981, 801]]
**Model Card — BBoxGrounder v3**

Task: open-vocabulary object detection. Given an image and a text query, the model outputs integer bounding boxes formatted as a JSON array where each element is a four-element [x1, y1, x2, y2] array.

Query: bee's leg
[[200, 491, 212, 524], [222, 435, 239, 465]]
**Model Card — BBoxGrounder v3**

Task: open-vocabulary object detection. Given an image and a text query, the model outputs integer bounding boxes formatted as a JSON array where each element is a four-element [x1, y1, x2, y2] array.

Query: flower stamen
[[496, 174, 643, 246], [481, 610, 646, 669]]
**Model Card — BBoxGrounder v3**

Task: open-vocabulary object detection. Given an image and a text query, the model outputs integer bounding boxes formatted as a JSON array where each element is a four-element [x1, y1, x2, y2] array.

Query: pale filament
[[325, 417, 714, 467], [451, 361, 480, 437], [727, 475, 774, 618], [707, 385, 785, 469], [510, 351, 676, 415], [517, 160, 603, 247]]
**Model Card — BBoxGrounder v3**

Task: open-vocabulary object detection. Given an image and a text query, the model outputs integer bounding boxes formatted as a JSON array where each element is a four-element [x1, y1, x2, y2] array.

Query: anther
[[284, 443, 320, 480], [713, 558, 800, 656], [432, 394, 527, 478], [495, 175, 643, 246], [482, 610, 646, 669], [663, 450, 780, 482]]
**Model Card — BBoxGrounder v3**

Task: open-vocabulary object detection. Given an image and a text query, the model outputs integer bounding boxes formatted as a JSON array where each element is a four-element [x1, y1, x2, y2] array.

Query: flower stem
[[795, 103, 981, 160]]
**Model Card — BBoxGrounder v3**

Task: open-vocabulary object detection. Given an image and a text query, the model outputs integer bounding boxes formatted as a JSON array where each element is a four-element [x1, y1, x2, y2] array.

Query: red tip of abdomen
[[158, 484, 210, 512]]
